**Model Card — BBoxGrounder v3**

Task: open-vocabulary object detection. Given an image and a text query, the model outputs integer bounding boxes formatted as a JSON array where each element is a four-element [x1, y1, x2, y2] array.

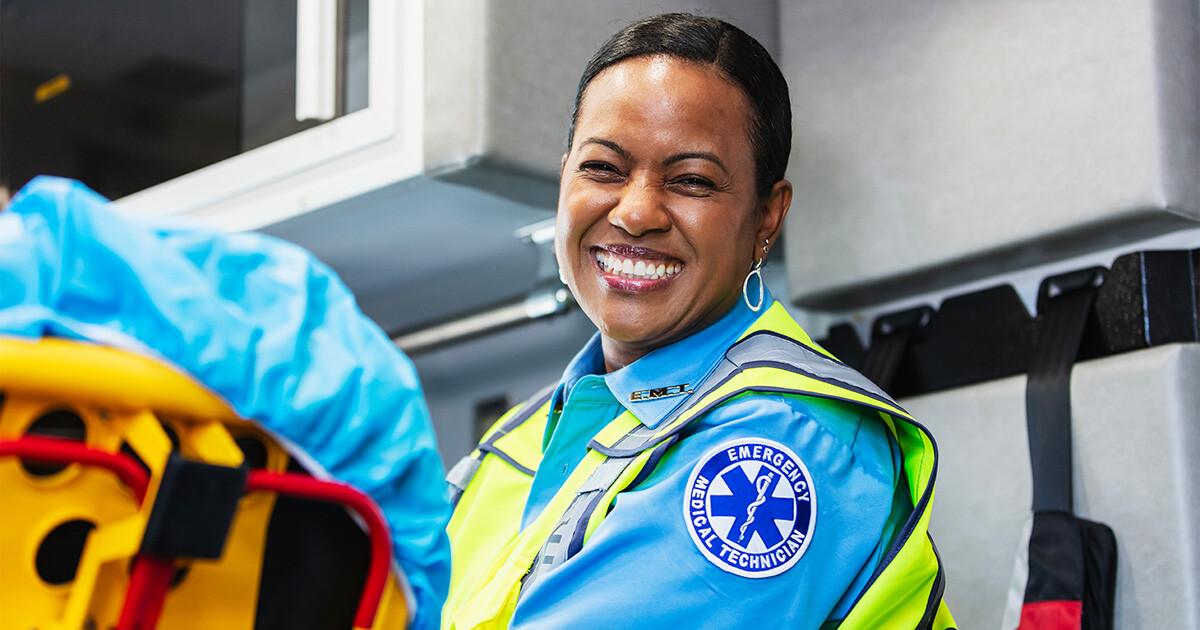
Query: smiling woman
[[557, 54, 790, 371], [442, 13, 955, 630]]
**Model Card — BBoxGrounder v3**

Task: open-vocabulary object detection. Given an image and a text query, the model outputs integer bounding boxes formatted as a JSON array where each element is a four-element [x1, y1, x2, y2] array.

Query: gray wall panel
[[779, 0, 1200, 308], [907, 343, 1200, 629], [1157, 0, 1200, 217]]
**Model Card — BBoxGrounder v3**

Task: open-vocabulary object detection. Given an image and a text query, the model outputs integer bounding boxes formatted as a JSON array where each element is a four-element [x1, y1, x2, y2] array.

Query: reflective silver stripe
[[521, 426, 655, 592], [521, 452, 640, 589], [727, 331, 899, 407], [446, 454, 482, 506], [521, 330, 911, 598]]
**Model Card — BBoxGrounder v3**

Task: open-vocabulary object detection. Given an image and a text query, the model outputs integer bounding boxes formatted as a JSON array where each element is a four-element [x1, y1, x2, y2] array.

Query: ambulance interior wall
[[911, 343, 1200, 630], [773, 2, 1200, 626], [780, 0, 1200, 309]]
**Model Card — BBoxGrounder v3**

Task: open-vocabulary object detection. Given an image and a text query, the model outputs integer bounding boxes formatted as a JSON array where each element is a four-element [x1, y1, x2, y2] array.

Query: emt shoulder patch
[[683, 438, 815, 578]]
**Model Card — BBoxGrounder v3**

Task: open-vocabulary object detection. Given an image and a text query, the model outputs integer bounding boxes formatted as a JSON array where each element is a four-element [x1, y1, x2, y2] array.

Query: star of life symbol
[[683, 438, 815, 578]]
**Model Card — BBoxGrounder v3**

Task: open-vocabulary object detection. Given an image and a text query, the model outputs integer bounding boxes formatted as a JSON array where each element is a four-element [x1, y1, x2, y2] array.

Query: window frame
[[112, 0, 423, 231]]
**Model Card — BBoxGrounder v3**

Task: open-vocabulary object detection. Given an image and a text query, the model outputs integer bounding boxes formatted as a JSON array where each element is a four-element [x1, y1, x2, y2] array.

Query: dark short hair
[[568, 13, 791, 198]]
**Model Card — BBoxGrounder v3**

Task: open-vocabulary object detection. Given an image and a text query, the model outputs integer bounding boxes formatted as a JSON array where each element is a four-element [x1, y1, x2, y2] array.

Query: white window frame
[[113, 0, 423, 232]]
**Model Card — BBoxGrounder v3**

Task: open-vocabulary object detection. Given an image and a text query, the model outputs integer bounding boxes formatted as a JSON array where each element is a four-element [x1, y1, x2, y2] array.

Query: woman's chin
[[596, 315, 678, 352]]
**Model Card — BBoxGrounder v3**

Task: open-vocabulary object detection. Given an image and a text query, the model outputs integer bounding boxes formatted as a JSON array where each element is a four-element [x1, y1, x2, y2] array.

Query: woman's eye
[[671, 176, 717, 194], [578, 161, 622, 179]]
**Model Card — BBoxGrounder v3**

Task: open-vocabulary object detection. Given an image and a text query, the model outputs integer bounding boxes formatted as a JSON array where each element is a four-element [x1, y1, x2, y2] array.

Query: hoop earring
[[742, 258, 765, 312]]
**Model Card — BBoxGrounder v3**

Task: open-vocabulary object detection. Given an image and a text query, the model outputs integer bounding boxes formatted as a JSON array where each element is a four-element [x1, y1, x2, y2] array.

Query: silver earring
[[742, 257, 764, 312]]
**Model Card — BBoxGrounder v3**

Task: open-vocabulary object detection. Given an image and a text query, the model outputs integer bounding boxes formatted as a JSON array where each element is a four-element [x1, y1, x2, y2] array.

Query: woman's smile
[[593, 245, 684, 286]]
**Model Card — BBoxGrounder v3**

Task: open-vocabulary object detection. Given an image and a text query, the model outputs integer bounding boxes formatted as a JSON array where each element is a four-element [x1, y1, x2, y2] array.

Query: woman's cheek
[[567, 179, 618, 217]]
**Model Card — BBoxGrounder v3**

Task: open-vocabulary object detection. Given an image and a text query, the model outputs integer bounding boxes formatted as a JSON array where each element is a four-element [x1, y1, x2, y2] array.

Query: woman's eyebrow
[[579, 140, 730, 176], [665, 152, 729, 176], [580, 138, 629, 160]]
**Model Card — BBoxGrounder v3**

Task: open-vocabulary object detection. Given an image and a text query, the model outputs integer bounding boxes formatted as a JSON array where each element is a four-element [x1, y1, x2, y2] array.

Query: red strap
[[2, 438, 391, 630], [0, 437, 149, 502], [117, 556, 176, 630], [246, 471, 393, 629], [1019, 600, 1082, 629]]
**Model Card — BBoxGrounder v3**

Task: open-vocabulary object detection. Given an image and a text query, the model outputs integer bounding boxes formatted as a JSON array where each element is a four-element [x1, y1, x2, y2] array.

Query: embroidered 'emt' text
[[630, 383, 692, 402]]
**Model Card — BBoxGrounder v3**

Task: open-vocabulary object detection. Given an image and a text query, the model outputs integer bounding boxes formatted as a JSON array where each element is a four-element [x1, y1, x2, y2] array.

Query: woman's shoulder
[[691, 307, 905, 463], [699, 390, 879, 442], [686, 390, 897, 483]]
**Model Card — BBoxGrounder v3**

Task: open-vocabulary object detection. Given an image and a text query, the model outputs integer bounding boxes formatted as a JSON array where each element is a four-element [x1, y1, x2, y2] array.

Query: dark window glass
[[1, 0, 369, 201]]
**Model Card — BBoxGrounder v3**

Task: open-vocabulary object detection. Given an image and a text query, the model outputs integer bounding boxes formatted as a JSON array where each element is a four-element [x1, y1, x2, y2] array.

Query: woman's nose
[[608, 181, 670, 237]]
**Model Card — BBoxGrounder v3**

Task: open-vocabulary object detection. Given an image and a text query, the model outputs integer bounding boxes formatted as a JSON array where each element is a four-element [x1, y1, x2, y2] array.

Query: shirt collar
[[555, 289, 771, 429], [551, 332, 605, 410]]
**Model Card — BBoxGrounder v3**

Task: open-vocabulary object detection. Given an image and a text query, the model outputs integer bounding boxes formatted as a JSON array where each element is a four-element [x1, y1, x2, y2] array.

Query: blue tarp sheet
[[0, 176, 451, 630]]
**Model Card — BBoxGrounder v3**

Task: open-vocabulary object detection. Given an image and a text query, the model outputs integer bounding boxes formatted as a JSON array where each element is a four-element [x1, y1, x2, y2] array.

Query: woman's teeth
[[596, 251, 682, 280]]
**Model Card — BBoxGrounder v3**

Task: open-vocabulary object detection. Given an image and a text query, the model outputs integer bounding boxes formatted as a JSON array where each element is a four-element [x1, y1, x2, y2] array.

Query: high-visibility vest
[[442, 303, 957, 630]]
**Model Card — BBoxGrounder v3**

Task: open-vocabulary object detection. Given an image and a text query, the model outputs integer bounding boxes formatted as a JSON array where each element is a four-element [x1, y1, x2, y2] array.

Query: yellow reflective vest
[[443, 303, 956, 629]]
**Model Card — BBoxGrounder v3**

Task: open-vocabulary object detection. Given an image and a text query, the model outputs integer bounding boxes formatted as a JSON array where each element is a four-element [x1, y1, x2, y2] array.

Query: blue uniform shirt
[[513, 291, 906, 629]]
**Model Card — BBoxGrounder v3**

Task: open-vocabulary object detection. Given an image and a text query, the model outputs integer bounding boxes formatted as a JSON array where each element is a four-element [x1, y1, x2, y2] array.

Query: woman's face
[[556, 55, 790, 371]]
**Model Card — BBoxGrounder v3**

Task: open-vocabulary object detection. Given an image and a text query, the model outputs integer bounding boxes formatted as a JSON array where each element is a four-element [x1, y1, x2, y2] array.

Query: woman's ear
[[757, 179, 792, 249]]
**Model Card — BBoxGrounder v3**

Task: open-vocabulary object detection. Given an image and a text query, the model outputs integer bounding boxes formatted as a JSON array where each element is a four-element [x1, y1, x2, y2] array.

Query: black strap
[[860, 305, 933, 392], [917, 533, 947, 630], [1026, 268, 1104, 513]]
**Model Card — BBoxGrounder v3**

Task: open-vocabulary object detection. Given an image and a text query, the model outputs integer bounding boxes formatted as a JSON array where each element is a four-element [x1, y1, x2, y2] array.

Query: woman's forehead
[[573, 56, 754, 156], [580, 55, 741, 108]]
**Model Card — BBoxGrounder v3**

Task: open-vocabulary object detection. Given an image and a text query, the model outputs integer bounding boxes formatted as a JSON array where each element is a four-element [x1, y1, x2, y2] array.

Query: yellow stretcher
[[0, 336, 410, 630]]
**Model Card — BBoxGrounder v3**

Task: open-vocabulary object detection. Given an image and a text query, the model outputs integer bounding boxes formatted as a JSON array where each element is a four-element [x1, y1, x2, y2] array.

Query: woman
[[443, 14, 954, 630]]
